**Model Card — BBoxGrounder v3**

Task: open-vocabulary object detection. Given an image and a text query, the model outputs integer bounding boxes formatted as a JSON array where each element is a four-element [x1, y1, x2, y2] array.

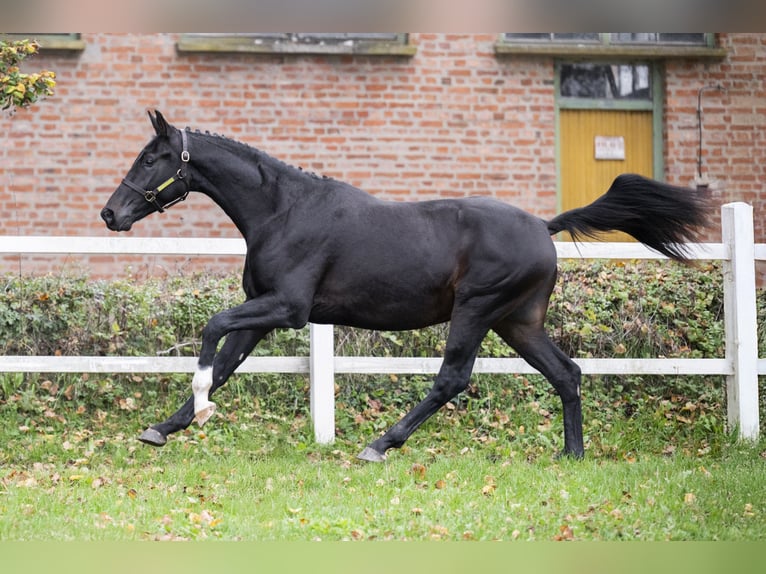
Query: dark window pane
[[503, 33, 599, 42], [293, 33, 401, 43], [504, 32, 709, 46], [611, 33, 707, 45], [560, 63, 651, 100], [187, 33, 402, 44], [552, 33, 600, 42], [658, 33, 707, 44]]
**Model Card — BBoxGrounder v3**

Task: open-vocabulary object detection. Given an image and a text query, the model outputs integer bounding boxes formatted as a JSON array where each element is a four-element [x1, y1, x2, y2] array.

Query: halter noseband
[[122, 129, 191, 213]]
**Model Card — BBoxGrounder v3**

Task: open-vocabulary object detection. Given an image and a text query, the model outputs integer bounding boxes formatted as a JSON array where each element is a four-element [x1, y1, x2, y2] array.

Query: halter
[[121, 129, 191, 213]]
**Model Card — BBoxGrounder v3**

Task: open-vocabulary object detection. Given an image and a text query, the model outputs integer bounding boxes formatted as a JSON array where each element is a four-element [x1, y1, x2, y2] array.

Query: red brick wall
[[665, 33, 766, 241], [2, 33, 765, 278]]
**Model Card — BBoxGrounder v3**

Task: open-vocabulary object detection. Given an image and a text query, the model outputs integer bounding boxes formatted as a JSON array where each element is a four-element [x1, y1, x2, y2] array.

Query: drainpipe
[[696, 84, 727, 190]]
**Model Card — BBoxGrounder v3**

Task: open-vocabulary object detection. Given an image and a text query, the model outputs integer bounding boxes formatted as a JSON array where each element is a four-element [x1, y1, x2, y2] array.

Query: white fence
[[0, 202, 763, 444]]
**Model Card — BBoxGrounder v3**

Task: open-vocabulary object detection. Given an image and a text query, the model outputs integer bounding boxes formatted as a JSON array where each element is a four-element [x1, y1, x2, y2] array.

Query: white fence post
[[309, 323, 335, 444], [721, 202, 760, 440]]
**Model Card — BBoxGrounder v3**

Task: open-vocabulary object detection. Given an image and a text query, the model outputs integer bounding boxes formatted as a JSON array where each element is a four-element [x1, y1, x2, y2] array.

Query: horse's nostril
[[101, 207, 113, 223]]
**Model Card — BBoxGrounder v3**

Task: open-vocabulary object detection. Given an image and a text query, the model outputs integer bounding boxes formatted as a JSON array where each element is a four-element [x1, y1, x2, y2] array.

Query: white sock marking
[[192, 366, 213, 416]]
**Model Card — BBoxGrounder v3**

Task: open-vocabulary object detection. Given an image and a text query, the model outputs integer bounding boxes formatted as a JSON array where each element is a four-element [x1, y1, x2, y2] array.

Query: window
[[177, 33, 415, 56], [559, 63, 652, 100], [496, 33, 725, 59], [0, 33, 84, 51], [502, 33, 600, 43], [610, 33, 708, 45]]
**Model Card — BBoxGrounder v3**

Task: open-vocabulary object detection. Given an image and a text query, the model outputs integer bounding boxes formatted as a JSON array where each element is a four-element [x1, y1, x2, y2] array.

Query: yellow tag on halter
[[156, 176, 176, 193]]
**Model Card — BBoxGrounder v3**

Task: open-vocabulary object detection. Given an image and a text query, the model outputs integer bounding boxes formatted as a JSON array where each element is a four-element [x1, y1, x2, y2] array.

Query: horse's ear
[[148, 110, 170, 137]]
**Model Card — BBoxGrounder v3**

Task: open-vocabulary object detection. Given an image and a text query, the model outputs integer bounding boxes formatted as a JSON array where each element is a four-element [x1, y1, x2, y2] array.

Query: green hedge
[[0, 260, 735, 359]]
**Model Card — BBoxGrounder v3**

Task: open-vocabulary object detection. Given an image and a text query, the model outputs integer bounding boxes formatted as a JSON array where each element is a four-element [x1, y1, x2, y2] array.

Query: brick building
[[1, 33, 764, 278]]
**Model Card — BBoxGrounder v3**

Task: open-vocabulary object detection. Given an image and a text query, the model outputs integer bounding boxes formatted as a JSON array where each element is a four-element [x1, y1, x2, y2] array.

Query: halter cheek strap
[[122, 129, 191, 213]]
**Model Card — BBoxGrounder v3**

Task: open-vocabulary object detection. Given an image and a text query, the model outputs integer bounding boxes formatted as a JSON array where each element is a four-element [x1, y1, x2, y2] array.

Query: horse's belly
[[310, 282, 453, 331]]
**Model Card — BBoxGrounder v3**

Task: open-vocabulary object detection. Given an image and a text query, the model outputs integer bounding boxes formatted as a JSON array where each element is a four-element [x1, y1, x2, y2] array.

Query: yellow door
[[559, 109, 654, 241]]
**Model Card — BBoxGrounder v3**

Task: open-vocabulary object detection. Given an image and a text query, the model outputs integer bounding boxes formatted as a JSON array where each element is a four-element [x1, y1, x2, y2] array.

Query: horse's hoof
[[138, 427, 167, 447], [194, 401, 216, 427], [357, 446, 387, 463], [555, 449, 585, 461]]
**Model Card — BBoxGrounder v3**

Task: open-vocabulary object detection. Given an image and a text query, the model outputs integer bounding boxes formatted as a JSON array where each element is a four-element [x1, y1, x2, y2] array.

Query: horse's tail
[[545, 173, 712, 262]]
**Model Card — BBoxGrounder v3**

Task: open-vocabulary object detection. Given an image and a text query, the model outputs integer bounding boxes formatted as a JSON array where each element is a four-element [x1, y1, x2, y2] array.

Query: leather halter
[[121, 129, 191, 213]]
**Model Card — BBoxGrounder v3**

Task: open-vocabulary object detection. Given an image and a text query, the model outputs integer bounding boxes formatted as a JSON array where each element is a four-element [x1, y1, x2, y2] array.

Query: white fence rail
[[0, 203, 762, 444]]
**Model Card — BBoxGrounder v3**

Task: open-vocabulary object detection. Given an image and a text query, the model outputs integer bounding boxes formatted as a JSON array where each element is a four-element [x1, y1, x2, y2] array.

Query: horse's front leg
[[191, 296, 309, 426], [139, 328, 267, 446]]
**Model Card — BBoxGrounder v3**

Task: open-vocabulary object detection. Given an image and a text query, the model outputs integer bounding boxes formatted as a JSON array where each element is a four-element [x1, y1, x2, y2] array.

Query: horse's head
[[101, 110, 191, 231]]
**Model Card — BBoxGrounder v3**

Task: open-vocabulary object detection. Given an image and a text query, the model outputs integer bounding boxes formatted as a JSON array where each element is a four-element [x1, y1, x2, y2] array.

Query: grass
[[1, 378, 765, 542]]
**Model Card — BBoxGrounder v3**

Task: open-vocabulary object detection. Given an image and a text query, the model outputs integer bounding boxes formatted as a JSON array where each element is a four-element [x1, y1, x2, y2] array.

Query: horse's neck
[[190, 135, 296, 240]]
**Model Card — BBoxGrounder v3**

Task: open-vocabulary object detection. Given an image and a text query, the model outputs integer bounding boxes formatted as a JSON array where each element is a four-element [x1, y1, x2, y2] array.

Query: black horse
[[101, 110, 710, 462]]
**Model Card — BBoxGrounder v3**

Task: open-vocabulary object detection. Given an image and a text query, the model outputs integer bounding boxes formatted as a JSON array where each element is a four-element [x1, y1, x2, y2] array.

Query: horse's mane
[[185, 127, 330, 182]]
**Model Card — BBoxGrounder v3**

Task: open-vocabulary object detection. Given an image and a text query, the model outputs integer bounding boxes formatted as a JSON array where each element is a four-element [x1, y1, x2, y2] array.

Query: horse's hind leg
[[358, 313, 488, 462], [493, 317, 584, 458], [138, 329, 265, 446]]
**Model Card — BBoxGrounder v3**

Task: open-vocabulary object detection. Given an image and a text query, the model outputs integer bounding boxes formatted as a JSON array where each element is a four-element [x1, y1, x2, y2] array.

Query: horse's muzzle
[[101, 207, 132, 231]]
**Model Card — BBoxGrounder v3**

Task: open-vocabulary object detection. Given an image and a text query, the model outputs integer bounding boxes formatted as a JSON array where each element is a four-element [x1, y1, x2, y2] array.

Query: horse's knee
[[429, 376, 470, 404]]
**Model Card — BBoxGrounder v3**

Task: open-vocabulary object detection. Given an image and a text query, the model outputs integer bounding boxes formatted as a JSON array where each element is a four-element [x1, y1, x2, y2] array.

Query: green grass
[[1, 381, 764, 541]]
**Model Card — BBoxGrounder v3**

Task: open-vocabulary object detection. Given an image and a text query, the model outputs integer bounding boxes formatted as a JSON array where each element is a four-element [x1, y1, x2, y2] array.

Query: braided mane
[[185, 127, 329, 181]]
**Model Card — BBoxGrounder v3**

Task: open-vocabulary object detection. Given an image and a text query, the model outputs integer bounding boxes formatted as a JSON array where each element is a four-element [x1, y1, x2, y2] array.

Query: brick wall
[[665, 33, 766, 241], [2, 33, 765, 278]]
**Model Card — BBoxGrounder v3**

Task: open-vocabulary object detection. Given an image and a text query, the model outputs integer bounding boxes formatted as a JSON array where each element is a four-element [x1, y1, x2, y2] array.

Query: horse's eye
[[144, 156, 155, 167]]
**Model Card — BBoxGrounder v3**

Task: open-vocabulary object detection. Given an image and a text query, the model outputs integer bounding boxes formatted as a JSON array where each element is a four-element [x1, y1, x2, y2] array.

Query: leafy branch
[[1, 39, 56, 112]]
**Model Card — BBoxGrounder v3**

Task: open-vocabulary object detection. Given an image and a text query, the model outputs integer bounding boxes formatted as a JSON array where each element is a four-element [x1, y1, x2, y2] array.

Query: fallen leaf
[[684, 492, 696, 505], [435, 479, 447, 490], [411, 463, 426, 480], [199, 509, 215, 524], [481, 484, 496, 496], [554, 524, 574, 541], [119, 397, 137, 411]]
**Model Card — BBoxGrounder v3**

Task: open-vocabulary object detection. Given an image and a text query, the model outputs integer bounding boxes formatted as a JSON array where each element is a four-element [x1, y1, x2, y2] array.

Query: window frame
[[495, 33, 726, 59], [177, 33, 416, 56]]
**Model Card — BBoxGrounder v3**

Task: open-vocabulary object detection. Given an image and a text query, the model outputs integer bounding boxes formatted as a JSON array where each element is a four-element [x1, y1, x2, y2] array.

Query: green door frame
[[554, 61, 665, 213]]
